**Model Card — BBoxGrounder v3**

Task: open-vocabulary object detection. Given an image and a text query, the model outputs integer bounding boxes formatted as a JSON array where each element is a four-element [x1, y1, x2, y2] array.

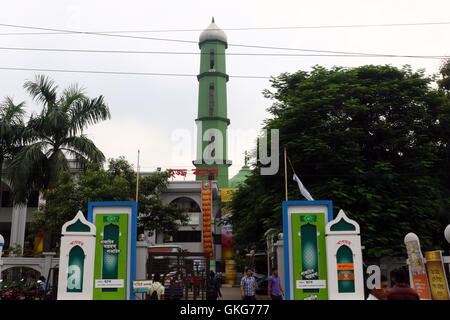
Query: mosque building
[[149, 18, 252, 274], [0, 19, 252, 277]]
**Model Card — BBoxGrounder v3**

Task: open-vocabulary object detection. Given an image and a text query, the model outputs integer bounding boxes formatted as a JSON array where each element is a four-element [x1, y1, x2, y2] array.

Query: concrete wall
[[0, 208, 12, 223]]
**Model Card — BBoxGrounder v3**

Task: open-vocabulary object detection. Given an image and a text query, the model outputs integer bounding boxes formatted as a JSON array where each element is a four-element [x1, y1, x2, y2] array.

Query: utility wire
[[1, 21, 450, 35], [0, 46, 447, 59], [0, 66, 271, 78], [0, 22, 447, 57]]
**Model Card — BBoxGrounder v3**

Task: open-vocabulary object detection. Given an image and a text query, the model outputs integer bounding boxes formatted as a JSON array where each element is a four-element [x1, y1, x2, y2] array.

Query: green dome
[[229, 165, 252, 189]]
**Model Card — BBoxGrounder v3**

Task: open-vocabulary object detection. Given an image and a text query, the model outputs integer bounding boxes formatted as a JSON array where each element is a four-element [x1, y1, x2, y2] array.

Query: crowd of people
[[240, 267, 420, 300], [146, 270, 223, 300], [146, 266, 421, 301]]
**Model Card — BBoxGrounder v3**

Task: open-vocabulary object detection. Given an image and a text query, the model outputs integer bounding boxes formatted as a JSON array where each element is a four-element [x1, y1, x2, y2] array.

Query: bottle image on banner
[[102, 223, 120, 292], [336, 245, 355, 293], [92, 212, 129, 300], [67, 246, 85, 293], [291, 212, 328, 300], [300, 220, 319, 294]]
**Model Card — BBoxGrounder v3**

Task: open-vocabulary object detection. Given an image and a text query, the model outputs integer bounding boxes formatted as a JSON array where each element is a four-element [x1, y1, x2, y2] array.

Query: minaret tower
[[194, 18, 231, 188]]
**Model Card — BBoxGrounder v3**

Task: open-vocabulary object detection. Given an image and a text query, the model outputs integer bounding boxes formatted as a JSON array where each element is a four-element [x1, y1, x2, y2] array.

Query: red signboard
[[201, 180, 214, 258], [337, 263, 354, 271], [168, 168, 218, 178]]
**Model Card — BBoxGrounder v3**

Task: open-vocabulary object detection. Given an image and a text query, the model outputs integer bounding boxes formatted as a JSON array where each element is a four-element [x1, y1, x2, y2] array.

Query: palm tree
[[8, 74, 111, 205], [0, 96, 26, 205]]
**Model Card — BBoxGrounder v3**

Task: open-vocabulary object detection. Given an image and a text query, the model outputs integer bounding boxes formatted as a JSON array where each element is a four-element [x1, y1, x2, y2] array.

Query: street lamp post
[[444, 225, 450, 276]]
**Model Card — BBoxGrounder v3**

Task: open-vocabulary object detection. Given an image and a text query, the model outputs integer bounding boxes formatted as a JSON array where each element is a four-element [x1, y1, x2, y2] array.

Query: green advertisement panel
[[67, 246, 85, 293], [291, 212, 328, 300], [336, 245, 355, 293], [93, 214, 128, 300]]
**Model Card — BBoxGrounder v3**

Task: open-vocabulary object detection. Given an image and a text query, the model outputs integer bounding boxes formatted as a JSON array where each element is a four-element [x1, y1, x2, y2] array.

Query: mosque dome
[[199, 17, 228, 44], [229, 164, 252, 189]]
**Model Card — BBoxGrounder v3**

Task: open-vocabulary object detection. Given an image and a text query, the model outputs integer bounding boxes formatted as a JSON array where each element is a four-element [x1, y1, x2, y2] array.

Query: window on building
[[210, 49, 215, 70], [170, 197, 201, 212], [209, 83, 214, 116], [172, 231, 202, 243]]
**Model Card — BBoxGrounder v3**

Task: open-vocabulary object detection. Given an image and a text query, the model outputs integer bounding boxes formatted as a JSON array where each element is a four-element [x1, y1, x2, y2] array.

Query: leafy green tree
[[0, 97, 26, 204], [230, 64, 450, 260], [137, 170, 189, 238], [31, 170, 80, 250], [33, 158, 188, 250], [438, 58, 450, 91], [7, 74, 110, 204]]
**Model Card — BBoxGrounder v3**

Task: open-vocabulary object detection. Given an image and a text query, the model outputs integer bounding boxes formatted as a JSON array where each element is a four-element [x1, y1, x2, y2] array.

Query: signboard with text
[[88, 202, 137, 300], [283, 201, 333, 300], [133, 280, 153, 293], [201, 180, 214, 258], [221, 188, 236, 260], [425, 251, 450, 300], [405, 239, 431, 299]]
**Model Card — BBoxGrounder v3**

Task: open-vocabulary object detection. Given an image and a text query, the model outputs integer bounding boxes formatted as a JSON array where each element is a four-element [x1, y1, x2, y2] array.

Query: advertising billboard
[[88, 201, 137, 300], [283, 200, 333, 300]]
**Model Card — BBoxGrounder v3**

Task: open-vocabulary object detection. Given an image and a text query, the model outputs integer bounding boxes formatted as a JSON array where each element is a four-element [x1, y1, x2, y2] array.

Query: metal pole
[[136, 149, 140, 203], [284, 147, 288, 201]]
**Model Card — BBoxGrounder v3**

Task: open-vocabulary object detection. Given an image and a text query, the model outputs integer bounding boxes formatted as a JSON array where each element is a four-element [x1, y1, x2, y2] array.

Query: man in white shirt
[[367, 275, 389, 300]]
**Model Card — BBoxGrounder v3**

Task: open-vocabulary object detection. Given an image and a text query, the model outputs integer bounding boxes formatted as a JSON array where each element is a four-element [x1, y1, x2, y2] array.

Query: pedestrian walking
[[387, 268, 420, 300], [206, 271, 222, 300], [267, 267, 284, 300], [148, 273, 165, 300], [240, 268, 257, 300]]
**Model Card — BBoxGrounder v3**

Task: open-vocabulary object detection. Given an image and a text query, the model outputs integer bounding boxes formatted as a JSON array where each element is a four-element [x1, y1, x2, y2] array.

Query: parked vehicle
[[0, 284, 21, 300]]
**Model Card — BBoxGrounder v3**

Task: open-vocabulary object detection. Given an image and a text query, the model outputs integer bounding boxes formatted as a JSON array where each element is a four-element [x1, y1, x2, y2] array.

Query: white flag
[[293, 174, 314, 201]]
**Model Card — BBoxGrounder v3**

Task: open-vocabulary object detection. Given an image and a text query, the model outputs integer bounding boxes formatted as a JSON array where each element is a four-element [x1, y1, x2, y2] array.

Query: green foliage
[[438, 58, 450, 91], [7, 74, 111, 204], [0, 96, 26, 205], [231, 64, 450, 260], [138, 170, 190, 237], [33, 158, 189, 248]]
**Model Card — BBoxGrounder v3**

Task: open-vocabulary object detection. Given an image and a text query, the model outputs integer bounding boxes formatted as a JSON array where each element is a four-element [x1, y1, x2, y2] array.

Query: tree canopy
[[7, 74, 110, 204], [230, 64, 450, 260], [32, 157, 188, 250], [0, 96, 26, 205]]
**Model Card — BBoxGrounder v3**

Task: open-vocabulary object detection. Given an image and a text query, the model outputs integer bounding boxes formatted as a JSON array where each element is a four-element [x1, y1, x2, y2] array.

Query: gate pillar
[[57, 211, 96, 300]]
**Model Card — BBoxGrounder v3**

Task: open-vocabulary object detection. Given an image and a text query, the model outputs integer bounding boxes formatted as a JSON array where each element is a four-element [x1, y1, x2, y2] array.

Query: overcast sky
[[1, 0, 449, 179]]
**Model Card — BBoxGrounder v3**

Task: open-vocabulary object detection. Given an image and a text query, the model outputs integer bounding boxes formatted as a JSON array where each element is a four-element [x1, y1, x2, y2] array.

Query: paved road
[[220, 286, 268, 301]]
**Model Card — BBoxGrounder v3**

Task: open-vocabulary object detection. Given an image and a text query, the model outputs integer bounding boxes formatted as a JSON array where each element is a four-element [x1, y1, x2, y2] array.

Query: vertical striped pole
[[284, 147, 288, 201]]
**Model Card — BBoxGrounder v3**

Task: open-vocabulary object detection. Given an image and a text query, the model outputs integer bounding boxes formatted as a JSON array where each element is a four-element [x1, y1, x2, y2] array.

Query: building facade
[[1, 20, 250, 275], [145, 180, 222, 259], [0, 160, 84, 253]]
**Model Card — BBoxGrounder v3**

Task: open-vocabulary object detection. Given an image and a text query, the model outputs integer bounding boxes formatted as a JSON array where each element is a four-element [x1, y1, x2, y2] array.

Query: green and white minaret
[[194, 18, 231, 188]]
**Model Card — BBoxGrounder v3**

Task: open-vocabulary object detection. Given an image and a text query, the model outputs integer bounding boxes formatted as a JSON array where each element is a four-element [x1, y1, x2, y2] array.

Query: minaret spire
[[194, 19, 231, 188]]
